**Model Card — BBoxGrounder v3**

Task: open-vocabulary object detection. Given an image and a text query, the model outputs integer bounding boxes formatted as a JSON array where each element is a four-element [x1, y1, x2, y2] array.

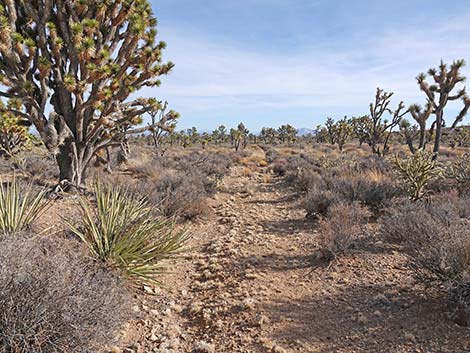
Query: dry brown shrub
[[0, 235, 133, 352], [318, 202, 371, 260]]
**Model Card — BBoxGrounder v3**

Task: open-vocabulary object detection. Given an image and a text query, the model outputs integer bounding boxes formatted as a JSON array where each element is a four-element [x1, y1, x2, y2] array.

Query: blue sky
[[145, 0, 470, 131]]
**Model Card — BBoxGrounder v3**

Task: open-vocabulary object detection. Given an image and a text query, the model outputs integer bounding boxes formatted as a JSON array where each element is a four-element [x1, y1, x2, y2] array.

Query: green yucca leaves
[[68, 182, 188, 285], [0, 177, 49, 236]]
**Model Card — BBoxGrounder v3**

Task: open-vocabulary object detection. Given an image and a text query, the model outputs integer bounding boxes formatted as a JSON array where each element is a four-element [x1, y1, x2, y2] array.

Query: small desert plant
[[318, 202, 371, 260], [393, 150, 443, 201], [0, 235, 132, 352], [0, 177, 49, 236], [68, 182, 188, 285]]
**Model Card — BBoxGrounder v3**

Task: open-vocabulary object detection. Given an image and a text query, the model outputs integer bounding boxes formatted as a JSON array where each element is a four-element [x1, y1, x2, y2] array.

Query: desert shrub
[[0, 177, 49, 236], [22, 153, 58, 183], [126, 153, 164, 180], [446, 153, 470, 194], [393, 150, 443, 201], [302, 187, 339, 218], [272, 158, 288, 176], [69, 182, 188, 284], [294, 167, 323, 192], [178, 151, 233, 185], [449, 274, 470, 326], [264, 148, 279, 163], [318, 202, 371, 259], [155, 171, 212, 219], [322, 171, 401, 214], [0, 235, 132, 352], [355, 155, 391, 174], [381, 199, 470, 282], [381, 201, 437, 244]]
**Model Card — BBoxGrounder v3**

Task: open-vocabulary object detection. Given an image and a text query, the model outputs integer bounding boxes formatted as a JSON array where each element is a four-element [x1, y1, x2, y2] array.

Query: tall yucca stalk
[[69, 182, 188, 285], [0, 177, 49, 236]]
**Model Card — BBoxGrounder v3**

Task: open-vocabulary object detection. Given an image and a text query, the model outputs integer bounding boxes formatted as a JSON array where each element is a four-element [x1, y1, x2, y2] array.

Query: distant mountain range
[[296, 128, 316, 136]]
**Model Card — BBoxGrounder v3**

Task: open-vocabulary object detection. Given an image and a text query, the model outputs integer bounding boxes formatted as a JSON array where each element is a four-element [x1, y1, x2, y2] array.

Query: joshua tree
[[416, 60, 470, 159], [350, 115, 369, 146], [211, 125, 227, 145], [404, 102, 433, 153], [332, 117, 353, 152], [0, 0, 176, 188], [148, 103, 179, 156], [230, 122, 249, 152], [277, 124, 297, 144], [260, 127, 277, 144], [315, 125, 329, 143], [365, 88, 408, 157], [324, 117, 336, 145], [200, 132, 211, 149], [399, 119, 420, 154]]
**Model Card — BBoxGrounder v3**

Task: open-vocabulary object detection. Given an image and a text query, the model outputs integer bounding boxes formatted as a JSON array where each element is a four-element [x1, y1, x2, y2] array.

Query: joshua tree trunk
[[56, 137, 94, 187], [432, 109, 444, 160]]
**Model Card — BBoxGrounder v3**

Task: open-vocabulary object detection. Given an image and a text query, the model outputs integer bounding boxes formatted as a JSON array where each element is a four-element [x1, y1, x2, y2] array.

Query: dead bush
[[318, 202, 371, 260], [0, 235, 132, 352]]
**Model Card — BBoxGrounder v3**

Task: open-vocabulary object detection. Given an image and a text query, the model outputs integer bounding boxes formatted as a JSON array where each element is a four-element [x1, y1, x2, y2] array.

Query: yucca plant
[[393, 150, 443, 201], [0, 177, 49, 236], [68, 182, 188, 285]]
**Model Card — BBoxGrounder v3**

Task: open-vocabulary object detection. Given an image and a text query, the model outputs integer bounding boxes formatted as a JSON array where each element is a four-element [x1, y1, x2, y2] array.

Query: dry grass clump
[[0, 235, 132, 352], [318, 202, 371, 260]]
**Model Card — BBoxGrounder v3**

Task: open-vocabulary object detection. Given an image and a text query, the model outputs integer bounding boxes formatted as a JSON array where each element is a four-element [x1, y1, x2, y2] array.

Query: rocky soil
[[120, 162, 470, 353]]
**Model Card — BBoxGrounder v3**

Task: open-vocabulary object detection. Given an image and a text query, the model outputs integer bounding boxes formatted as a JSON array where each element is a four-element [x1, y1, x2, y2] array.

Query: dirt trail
[[127, 158, 470, 353]]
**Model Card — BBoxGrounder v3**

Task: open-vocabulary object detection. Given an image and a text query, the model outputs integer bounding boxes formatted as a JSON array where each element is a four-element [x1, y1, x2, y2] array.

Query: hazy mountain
[[296, 128, 316, 136]]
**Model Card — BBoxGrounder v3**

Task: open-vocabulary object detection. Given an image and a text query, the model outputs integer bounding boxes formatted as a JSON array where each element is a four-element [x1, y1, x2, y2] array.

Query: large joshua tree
[[416, 60, 470, 159], [0, 0, 176, 187]]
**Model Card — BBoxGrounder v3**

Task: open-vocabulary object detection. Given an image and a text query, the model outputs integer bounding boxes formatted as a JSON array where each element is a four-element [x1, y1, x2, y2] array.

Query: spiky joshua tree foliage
[[0, 100, 32, 158], [0, 0, 177, 187]]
